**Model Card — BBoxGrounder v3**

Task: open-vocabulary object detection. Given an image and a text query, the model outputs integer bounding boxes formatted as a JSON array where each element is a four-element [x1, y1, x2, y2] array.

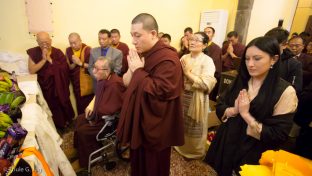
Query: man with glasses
[[265, 27, 302, 93], [88, 29, 123, 92], [27, 31, 74, 129], [288, 36, 312, 89], [74, 57, 126, 170]]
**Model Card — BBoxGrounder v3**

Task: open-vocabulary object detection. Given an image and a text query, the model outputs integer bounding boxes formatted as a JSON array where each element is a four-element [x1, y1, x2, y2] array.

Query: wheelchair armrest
[[101, 115, 115, 121], [96, 114, 119, 141]]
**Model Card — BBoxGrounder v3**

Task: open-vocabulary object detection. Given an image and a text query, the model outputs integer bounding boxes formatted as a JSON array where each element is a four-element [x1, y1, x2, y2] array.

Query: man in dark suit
[[88, 29, 123, 91], [288, 36, 312, 89]]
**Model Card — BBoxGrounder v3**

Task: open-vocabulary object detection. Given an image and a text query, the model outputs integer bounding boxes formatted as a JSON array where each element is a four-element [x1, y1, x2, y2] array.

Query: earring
[[270, 64, 273, 69]]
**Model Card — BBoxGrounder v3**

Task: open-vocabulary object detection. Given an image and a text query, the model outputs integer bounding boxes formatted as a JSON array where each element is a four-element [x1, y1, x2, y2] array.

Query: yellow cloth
[[20, 147, 54, 176], [207, 41, 212, 47], [87, 96, 95, 110], [73, 48, 81, 58], [240, 150, 312, 176]]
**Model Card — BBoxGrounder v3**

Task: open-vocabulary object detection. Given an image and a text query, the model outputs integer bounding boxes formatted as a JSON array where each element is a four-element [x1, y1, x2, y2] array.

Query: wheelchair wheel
[[115, 140, 130, 162]]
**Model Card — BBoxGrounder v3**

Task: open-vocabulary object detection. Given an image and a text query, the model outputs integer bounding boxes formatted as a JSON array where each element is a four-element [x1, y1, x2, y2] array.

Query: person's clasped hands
[[127, 49, 145, 73]]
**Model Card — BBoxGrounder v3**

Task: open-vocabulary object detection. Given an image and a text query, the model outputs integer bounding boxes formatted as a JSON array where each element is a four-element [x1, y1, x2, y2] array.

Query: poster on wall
[[25, 0, 53, 34], [199, 10, 228, 47]]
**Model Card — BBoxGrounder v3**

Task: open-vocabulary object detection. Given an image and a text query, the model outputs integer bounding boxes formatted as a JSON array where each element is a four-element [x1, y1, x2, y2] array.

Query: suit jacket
[[280, 49, 303, 93], [88, 46, 123, 92]]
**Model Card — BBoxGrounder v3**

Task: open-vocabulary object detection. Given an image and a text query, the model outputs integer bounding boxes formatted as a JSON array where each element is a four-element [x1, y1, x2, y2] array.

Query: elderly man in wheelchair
[[74, 57, 127, 175]]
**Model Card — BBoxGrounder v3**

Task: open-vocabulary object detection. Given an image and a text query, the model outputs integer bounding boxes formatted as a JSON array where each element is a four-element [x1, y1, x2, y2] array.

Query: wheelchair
[[87, 113, 129, 176]]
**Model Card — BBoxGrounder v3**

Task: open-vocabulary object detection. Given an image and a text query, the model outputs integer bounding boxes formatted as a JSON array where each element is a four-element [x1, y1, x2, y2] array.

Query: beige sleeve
[[273, 86, 298, 115], [86, 96, 95, 110], [192, 56, 216, 92], [246, 86, 298, 140]]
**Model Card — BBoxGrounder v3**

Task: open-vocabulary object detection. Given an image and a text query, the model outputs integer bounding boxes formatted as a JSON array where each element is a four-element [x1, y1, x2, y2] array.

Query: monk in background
[[221, 31, 245, 71], [117, 13, 184, 176], [110, 28, 129, 76], [27, 31, 74, 129], [66, 33, 94, 114]]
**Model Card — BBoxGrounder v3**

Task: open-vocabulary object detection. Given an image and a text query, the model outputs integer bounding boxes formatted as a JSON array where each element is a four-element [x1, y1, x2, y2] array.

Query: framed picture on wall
[[25, 0, 53, 34]]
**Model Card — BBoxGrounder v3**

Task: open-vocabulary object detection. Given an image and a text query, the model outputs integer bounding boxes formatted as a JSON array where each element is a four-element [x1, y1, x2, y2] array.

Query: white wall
[[246, 0, 298, 44], [0, 0, 238, 54]]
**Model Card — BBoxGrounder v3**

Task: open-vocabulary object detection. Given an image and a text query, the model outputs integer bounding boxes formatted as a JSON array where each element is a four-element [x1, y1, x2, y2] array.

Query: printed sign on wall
[[25, 0, 53, 34]]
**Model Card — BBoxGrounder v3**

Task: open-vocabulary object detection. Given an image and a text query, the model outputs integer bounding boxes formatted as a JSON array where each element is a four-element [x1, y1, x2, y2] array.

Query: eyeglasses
[[188, 38, 203, 43], [288, 44, 303, 48], [92, 66, 109, 71]]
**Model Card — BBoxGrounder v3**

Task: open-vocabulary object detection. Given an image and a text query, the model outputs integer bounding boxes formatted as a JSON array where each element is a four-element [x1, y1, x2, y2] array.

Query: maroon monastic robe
[[66, 43, 94, 114], [207, 42, 222, 79], [74, 74, 125, 168], [207, 42, 222, 101], [27, 46, 74, 128], [221, 42, 245, 71], [113, 42, 129, 75], [117, 41, 184, 176]]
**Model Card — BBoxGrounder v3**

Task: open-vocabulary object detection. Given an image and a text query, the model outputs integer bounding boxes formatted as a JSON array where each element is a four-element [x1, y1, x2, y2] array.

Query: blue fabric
[[101, 47, 109, 56]]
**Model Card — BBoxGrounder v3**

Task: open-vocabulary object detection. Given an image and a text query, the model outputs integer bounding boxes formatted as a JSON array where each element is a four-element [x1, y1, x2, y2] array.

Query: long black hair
[[223, 36, 281, 121]]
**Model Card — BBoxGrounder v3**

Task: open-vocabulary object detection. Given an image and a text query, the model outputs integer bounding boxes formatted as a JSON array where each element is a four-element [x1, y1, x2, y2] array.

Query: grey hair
[[68, 32, 81, 40], [96, 56, 114, 73]]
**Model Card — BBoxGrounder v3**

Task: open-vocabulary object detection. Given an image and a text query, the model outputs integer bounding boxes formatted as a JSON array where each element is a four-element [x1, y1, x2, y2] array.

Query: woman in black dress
[[205, 36, 298, 175]]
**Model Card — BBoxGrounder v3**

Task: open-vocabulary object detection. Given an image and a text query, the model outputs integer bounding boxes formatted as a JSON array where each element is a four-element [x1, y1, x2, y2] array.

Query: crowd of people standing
[[26, 12, 312, 176]]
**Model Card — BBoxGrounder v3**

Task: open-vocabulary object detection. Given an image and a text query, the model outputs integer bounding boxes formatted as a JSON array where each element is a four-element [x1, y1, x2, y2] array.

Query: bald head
[[68, 32, 82, 51], [36, 31, 52, 50], [132, 13, 158, 33], [69, 32, 81, 40]]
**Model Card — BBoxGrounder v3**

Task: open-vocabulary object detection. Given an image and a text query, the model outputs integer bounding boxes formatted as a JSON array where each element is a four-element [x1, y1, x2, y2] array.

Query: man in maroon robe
[[27, 31, 74, 129], [110, 28, 130, 75], [117, 13, 184, 176], [74, 57, 125, 168], [66, 32, 94, 114], [221, 31, 245, 71], [204, 26, 222, 101]]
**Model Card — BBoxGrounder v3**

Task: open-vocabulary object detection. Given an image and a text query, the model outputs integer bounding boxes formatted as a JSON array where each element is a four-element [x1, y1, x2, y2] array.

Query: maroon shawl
[[27, 46, 74, 127], [117, 41, 184, 151]]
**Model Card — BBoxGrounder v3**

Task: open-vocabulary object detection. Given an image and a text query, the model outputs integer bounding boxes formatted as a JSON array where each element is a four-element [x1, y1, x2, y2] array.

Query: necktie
[[101, 47, 108, 56]]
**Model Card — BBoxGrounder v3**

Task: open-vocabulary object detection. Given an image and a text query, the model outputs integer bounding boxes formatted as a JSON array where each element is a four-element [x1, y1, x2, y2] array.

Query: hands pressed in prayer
[[127, 49, 145, 73], [233, 97, 239, 114], [180, 58, 192, 75], [72, 55, 82, 66], [238, 89, 251, 118], [223, 98, 239, 120], [227, 42, 234, 55], [42, 48, 52, 64]]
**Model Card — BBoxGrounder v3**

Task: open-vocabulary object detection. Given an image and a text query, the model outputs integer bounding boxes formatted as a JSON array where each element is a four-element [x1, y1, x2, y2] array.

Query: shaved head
[[68, 32, 82, 51], [36, 31, 52, 50], [36, 31, 50, 42], [68, 32, 81, 41], [131, 13, 158, 33]]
